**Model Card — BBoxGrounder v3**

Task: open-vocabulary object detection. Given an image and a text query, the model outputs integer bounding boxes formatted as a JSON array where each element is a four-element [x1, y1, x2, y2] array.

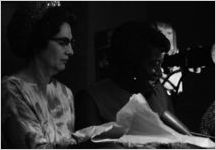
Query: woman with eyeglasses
[[2, 2, 81, 148]]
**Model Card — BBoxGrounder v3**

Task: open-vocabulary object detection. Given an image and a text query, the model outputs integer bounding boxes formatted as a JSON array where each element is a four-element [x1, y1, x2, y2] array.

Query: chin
[[57, 65, 66, 72], [149, 78, 159, 84]]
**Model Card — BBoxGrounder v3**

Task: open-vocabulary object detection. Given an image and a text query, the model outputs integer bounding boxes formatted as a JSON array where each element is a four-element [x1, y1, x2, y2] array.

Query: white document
[[74, 93, 215, 148], [116, 93, 215, 148]]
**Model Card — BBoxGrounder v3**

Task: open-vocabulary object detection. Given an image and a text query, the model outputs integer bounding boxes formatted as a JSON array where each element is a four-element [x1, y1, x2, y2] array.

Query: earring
[[133, 76, 137, 81]]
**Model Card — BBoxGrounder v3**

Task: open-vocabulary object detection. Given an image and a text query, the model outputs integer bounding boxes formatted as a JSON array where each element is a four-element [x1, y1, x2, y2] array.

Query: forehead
[[54, 22, 72, 38], [158, 25, 173, 34], [159, 27, 173, 36]]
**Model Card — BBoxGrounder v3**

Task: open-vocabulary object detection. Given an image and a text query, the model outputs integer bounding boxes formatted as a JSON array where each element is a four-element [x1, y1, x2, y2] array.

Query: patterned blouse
[[2, 76, 76, 148]]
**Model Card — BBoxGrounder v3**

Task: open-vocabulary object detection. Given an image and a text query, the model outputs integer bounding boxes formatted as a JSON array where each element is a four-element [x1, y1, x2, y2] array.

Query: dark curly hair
[[108, 21, 170, 72], [7, 3, 75, 60]]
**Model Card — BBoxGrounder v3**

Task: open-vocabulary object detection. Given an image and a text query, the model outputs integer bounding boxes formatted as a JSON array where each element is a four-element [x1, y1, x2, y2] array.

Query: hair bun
[[7, 1, 62, 58]]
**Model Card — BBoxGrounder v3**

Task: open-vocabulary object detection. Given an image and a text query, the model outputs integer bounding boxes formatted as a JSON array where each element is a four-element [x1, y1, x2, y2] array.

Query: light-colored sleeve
[[68, 88, 75, 116], [2, 81, 54, 148]]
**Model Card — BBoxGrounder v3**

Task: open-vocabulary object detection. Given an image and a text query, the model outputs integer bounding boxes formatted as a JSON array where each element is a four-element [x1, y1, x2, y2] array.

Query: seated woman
[[2, 2, 84, 148], [75, 21, 176, 130]]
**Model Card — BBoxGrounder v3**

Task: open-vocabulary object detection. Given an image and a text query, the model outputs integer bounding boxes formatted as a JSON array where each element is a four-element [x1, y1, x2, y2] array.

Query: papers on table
[[73, 93, 215, 148]]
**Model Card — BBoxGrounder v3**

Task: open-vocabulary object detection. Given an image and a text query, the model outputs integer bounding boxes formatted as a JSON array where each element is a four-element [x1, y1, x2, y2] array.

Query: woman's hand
[[148, 82, 174, 115], [56, 137, 77, 148]]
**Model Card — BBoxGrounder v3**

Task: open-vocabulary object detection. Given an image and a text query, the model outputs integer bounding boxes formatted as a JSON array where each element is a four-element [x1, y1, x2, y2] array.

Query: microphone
[[161, 111, 192, 136]]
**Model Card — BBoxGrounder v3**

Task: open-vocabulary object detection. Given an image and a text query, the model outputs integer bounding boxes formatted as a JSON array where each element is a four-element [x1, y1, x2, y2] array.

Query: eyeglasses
[[50, 37, 78, 52]]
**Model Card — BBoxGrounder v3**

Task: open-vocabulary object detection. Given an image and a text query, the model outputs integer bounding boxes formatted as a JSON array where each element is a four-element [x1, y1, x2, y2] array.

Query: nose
[[157, 67, 163, 77], [152, 66, 162, 78], [66, 43, 74, 56]]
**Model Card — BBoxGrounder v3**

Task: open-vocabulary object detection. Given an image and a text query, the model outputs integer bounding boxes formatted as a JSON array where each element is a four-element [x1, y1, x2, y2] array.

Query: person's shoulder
[[2, 75, 23, 90], [2, 75, 19, 83], [1, 75, 27, 106]]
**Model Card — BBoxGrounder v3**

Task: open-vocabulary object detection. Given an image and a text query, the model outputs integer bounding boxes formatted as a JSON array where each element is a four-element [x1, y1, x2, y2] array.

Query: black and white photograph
[[1, 1, 215, 149]]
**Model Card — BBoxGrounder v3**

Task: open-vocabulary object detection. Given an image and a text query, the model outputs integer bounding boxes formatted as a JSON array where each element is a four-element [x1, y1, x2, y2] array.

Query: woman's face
[[142, 47, 165, 84], [38, 22, 74, 74]]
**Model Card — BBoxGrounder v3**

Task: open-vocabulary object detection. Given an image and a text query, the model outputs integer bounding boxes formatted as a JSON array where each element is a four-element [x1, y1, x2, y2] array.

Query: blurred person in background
[[75, 21, 179, 131]]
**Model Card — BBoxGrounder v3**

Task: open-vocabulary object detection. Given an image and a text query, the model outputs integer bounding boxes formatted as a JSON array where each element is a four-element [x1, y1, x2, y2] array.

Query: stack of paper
[[74, 93, 215, 148], [116, 93, 215, 148]]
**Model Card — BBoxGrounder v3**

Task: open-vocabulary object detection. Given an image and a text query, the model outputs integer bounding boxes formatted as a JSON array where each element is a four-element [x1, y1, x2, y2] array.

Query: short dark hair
[[7, 5, 75, 60], [109, 21, 170, 69]]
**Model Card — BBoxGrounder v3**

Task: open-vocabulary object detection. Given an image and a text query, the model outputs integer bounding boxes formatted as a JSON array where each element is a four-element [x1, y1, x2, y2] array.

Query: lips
[[61, 59, 68, 64], [149, 76, 160, 84]]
